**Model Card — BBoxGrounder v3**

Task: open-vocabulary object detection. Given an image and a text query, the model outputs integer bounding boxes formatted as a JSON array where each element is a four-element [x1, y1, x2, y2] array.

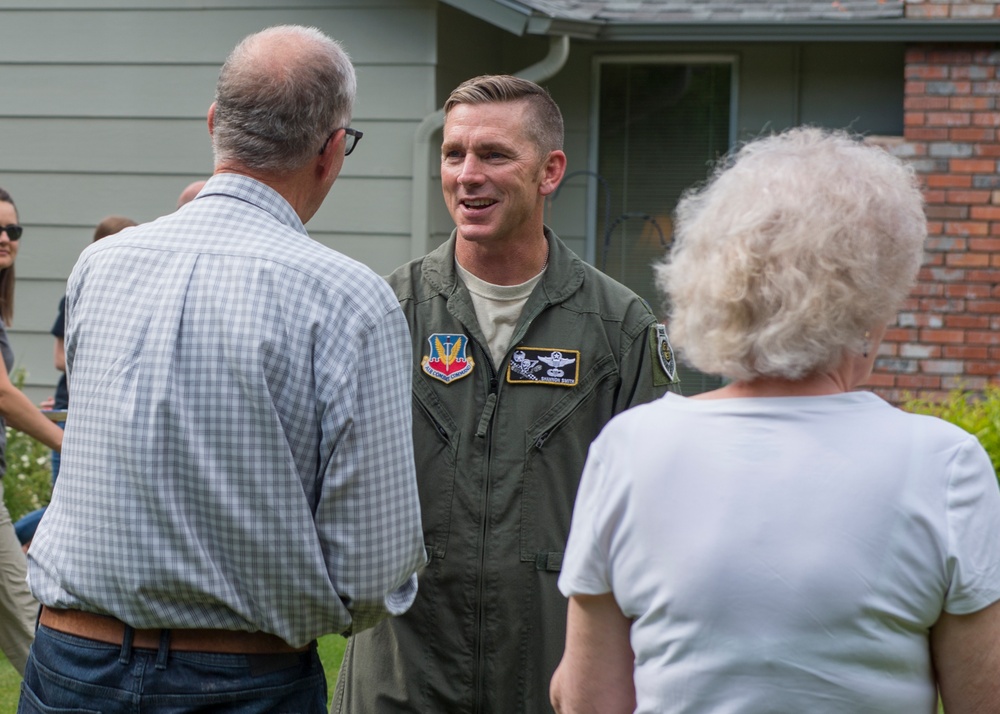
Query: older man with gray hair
[[21, 25, 425, 713]]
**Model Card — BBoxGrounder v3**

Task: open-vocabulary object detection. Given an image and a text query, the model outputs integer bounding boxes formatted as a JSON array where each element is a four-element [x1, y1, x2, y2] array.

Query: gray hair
[[212, 25, 357, 172], [656, 126, 927, 381], [445, 74, 564, 155]]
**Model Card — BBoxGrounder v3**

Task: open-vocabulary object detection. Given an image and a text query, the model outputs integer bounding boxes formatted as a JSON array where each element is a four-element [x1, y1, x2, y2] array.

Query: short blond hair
[[656, 127, 926, 381], [445, 74, 563, 155]]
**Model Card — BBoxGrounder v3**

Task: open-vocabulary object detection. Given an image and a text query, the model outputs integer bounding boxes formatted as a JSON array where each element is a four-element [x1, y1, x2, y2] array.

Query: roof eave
[[539, 20, 1000, 43], [439, 0, 532, 35], [525, 16, 602, 39], [441, 1, 999, 43]]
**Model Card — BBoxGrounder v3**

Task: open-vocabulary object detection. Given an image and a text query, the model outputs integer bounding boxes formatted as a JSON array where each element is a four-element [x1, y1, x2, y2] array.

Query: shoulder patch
[[507, 347, 580, 387], [422, 333, 474, 384], [650, 324, 679, 387]]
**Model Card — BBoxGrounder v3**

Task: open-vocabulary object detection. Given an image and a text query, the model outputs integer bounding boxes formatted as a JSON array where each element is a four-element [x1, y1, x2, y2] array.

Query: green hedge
[[2, 369, 53, 522], [904, 385, 1000, 482], [3, 424, 52, 522]]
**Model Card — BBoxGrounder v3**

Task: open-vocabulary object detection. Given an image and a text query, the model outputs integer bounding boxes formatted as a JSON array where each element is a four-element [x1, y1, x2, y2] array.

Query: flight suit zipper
[[474, 343, 499, 714]]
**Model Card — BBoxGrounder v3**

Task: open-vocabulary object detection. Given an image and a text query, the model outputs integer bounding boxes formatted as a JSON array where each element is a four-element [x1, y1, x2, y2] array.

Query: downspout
[[409, 34, 571, 260]]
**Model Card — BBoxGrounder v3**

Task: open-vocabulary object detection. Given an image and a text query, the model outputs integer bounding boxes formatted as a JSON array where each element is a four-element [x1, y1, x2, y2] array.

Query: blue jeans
[[18, 625, 327, 713], [14, 508, 43, 546]]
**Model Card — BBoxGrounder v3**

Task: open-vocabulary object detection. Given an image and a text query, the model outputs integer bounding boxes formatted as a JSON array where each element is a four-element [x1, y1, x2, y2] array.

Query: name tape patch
[[507, 347, 580, 387]]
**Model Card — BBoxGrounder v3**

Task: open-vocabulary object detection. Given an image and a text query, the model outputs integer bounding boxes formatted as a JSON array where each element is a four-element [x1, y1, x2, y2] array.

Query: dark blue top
[[51, 296, 68, 409]]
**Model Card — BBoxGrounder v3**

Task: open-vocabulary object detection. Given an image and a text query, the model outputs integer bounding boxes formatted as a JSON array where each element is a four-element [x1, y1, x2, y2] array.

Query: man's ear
[[539, 150, 567, 197], [317, 128, 345, 181], [207, 103, 216, 137]]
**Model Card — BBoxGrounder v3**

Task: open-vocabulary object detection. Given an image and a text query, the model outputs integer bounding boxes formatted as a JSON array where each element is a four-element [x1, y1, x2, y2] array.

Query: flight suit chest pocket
[[519, 354, 617, 569], [412, 379, 460, 560]]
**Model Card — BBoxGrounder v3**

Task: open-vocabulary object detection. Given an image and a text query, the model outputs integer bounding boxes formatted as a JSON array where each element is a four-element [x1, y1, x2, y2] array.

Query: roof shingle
[[518, 0, 905, 23]]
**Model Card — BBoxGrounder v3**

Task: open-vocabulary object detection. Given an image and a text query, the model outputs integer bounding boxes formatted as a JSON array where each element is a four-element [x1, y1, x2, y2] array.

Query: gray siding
[[0, 0, 909, 404], [0, 0, 437, 400]]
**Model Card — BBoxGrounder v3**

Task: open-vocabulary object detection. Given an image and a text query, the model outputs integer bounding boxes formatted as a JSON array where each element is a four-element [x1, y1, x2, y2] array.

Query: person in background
[[550, 127, 1000, 713], [16, 215, 137, 548], [21, 25, 424, 712], [334, 74, 677, 714], [177, 179, 207, 208], [0, 187, 64, 676]]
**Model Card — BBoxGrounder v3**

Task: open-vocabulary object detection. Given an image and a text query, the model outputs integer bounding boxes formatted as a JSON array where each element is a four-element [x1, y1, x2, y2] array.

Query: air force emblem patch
[[507, 347, 580, 387], [422, 333, 474, 384]]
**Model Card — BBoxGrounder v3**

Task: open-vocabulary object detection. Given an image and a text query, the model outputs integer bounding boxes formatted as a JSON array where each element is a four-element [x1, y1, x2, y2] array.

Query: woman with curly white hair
[[550, 127, 1000, 713]]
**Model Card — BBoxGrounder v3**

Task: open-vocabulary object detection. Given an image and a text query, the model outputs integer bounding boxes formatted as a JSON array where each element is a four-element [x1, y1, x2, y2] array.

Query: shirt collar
[[197, 173, 308, 237]]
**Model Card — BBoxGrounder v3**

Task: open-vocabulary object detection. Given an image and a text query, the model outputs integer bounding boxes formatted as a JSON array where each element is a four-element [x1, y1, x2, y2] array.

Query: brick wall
[[905, 0, 1000, 20], [871, 38, 1000, 403]]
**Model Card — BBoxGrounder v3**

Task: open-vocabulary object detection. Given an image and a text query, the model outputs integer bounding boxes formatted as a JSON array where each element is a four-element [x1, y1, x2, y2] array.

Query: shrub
[[2, 369, 54, 522], [3, 424, 53, 522], [903, 385, 1000, 482]]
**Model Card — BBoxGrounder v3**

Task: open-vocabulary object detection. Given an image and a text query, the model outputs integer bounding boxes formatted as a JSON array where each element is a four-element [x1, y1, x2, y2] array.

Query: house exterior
[[0, 0, 442, 401], [0, 0, 997, 401]]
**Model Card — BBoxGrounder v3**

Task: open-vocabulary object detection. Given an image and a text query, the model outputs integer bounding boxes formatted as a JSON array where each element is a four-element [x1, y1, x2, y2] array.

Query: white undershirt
[[455, 259, 545, 368]]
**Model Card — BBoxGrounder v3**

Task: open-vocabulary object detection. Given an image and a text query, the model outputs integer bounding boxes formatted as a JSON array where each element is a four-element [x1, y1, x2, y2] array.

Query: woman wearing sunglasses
[[0, 187, 63, 676]]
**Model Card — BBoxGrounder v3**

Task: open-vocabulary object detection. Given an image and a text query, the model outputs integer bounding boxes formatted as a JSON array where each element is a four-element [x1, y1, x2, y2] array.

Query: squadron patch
[[651, 323, 679, 386], [507, 347, 580, 387], [422, 333, 475, 384]]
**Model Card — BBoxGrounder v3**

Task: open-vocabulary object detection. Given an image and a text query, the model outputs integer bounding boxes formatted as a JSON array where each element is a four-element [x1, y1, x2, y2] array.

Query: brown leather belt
[[39, 606, 308, 655]]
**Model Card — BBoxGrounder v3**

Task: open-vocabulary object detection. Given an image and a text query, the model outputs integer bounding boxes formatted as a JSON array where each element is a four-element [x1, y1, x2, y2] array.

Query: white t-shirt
[[560, 391, 1000, 714], [455, 259, 543, 368]]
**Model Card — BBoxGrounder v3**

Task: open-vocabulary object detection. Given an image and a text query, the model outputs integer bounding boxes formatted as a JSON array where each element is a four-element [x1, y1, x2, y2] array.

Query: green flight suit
[[334, 228, 675, 713]]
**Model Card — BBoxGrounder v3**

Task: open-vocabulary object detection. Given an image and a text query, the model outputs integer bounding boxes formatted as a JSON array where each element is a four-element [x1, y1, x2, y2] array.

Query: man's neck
[[454, 232, 549, 286], [214, 165, 325, 224]]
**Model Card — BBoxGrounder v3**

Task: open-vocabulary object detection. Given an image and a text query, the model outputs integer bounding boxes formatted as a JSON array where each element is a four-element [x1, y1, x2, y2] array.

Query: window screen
[[596, 59, 733, 394]]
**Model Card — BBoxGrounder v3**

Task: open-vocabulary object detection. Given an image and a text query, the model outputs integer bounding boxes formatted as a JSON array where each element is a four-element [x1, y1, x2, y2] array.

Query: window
[[590, 56, 736, 394]]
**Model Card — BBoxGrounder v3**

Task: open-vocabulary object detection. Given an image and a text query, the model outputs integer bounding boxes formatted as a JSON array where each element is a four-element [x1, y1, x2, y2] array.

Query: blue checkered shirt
[[27, 174, 426, 646]]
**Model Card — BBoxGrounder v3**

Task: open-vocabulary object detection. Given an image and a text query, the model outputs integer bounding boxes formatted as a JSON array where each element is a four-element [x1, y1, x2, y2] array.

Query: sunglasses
[[0, 225, 22, 241]]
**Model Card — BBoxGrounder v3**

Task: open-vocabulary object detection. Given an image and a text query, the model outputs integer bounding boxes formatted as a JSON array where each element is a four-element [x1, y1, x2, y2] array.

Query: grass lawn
[[0, 633, 346, 710], [0, 651, 19, 712]]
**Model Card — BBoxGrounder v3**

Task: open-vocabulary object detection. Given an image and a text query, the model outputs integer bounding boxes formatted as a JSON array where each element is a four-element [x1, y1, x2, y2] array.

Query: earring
[[862, 330, 871, 358]]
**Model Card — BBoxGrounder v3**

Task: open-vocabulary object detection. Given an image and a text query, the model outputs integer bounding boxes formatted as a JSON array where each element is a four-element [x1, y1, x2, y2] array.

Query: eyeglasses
[[0, 225, 22, 241], [318, 127, 363, 157]]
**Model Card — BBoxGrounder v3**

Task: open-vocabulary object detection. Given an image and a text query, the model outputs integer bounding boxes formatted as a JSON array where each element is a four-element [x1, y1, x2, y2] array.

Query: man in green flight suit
[[335, 74, 678, 713]]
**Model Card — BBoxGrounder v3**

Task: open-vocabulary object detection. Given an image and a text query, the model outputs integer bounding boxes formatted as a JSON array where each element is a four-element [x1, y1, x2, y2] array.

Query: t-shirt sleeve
[[559, 434, 621, 598], [943, 435, 1000, 615], [51, 295, 66, 339]]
